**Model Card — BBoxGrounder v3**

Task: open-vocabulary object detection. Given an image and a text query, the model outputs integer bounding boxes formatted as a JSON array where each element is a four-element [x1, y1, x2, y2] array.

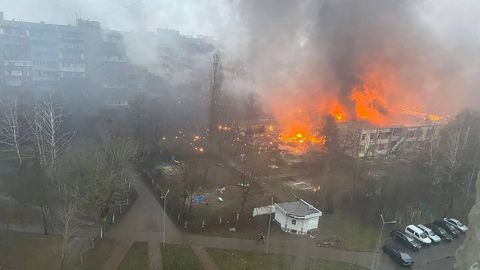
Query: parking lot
[[379, 235, 463, 269]]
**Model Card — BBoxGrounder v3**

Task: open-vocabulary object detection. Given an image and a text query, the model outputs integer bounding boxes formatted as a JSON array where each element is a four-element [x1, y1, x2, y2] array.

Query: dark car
[[383, 244, 415, 267], [433, 220, 460, 238], [425, 223, 453, 242], [391, 229, 422, 251]]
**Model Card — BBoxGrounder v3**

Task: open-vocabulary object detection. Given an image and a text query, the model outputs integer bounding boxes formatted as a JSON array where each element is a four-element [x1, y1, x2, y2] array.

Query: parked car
[[425, 223, 453, 242], [383, 244, 415, 267], [405, 225, 432, 245], [444, 218, 468, 233], [391, 229, 422, 251], [417, 224, 442, 243], [433, 220, 460, 238]]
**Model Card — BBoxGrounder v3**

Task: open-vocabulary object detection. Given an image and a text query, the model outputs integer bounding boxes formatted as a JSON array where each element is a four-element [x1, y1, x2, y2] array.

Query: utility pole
[[372, 214, 397, 270], [161, 189, 170, 248], [266, 196, 274, 255]]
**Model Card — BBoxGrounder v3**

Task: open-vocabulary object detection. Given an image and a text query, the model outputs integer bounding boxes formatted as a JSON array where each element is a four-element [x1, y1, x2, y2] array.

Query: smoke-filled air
[[1, 1, 480, 269]]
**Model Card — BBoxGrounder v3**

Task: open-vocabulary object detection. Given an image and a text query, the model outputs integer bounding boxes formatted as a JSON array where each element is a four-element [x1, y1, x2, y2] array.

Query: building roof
[[275, 199, 322, 218]]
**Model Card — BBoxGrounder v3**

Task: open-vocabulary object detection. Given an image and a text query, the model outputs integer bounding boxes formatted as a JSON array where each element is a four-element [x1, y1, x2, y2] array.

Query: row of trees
[[432, 110, 480, 214], [0, 95, 139, 269]]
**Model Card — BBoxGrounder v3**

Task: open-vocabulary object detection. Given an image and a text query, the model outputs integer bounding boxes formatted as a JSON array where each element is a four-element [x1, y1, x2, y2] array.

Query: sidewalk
[[192, 246, 220, 270], [188, 234, 375, 269], [148, 239, 162, 270], [101, 240, 133, 270]]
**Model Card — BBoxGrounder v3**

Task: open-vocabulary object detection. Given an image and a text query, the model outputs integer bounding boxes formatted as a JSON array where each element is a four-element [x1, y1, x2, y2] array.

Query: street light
[[371, 214, 397, 270], [161, 189, 170, 248], [265, 196, 274, 255]]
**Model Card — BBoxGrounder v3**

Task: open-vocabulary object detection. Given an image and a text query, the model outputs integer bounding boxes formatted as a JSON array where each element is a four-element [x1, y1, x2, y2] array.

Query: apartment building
[[0, 11, 215, 101], [0, 12, 87, 90], [355, 124, 441, 158]]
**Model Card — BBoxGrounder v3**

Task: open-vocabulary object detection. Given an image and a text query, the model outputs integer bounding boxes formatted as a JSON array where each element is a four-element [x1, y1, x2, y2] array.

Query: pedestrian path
[[148, 239, 162, 270], [101, 240, 132, 270], [192, 246, 220, 270]]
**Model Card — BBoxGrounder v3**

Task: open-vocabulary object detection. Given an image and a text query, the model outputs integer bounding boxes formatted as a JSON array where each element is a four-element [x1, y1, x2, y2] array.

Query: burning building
[[354, 123, 441, 158], [227, 0, 479, 158]]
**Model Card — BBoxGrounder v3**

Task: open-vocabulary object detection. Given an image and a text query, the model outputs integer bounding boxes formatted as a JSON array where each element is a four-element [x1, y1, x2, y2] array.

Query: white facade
[[356, 124, 441, 158], [274, 199, 322, 235]]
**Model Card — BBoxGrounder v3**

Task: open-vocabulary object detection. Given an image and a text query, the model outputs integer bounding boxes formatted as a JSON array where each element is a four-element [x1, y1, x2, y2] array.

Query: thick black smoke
[[230, 0, 480, 119]]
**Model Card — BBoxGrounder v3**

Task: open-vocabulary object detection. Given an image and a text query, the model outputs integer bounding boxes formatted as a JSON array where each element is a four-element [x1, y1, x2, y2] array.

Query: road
[[379, 238, 461, 269]]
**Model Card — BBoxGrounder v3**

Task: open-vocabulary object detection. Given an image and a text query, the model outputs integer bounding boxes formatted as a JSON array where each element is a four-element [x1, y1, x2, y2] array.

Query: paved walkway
[[101, 175, 185, 270], [192, 246, 220, 270], [148, 240, 162, 270], [188, 235, 374, 268], [101, 240, 132, 270]]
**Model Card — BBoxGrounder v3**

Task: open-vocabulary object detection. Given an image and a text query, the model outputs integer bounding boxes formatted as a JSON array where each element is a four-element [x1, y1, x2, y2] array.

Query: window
[[291, 219, 296, 225], [11, 70, 22, 76]]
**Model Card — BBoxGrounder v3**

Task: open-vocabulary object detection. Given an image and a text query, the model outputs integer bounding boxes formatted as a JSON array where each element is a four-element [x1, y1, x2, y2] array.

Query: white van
[[405, 225, 432, 245]]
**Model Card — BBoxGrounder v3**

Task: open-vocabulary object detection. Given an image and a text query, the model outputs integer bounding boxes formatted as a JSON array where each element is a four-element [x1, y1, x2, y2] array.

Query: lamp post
[[265, 196, 274, 255], [161, 189, 170, 248], [372, 214, 397, 270]]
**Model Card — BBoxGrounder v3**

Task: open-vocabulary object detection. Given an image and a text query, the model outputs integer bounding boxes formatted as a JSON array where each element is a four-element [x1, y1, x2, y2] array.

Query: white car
[[417, 224, 442, 243], [444, 218, 468, 233], [405, 225, 432, 245]]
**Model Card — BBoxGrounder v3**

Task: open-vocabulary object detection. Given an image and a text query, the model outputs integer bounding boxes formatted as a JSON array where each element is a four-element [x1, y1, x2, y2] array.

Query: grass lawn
[[162, 244, 204, 270], [207, 249, 367, 270], [0, 232, 61, 270], [80, 238, 117, 270], [320, 211, 379, 252], [118, 241, 148, 270], [208, 249, 295, 270], [0, 232, 119, 270]]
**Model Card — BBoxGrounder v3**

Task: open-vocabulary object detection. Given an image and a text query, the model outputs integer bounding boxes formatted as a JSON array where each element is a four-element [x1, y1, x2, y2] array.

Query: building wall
[[274, 211, 319, 235], [0, 12, 215, 103], [0, 18, 86, 91], [355, 124, 441, 158]]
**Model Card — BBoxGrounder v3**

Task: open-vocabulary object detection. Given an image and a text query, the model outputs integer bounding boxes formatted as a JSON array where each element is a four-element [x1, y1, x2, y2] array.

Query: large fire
[[275, 73, 444, 154]]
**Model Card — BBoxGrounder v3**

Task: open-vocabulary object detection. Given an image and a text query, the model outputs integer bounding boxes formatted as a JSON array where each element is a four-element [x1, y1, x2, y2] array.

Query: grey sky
[[2, 0, 479, 115], [0, 0, 231, 36]]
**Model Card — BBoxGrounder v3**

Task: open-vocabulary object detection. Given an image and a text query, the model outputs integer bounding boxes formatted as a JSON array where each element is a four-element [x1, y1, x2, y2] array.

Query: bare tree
[[237, 164, 254, 226], [0, 97, 26, 172], [25, 96, 75, 235], [338, 123, 362, 199], [454, 171, 480, 270], [320, 115, 341, 213], [437, 111, 480, 213], [207, 52, 223, 156], [179, 160, 191, 220], [79, 136, 138, 225], [27, 96, 74, 173], [54, 182, 80, 270], [129, 92, 146, 153]]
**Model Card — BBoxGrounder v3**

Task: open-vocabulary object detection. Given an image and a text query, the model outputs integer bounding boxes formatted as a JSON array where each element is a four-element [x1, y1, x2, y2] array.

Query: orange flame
[[351, 82, 390, 126], [328, 99, 349, 123], [268, 68, 444, 154]]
